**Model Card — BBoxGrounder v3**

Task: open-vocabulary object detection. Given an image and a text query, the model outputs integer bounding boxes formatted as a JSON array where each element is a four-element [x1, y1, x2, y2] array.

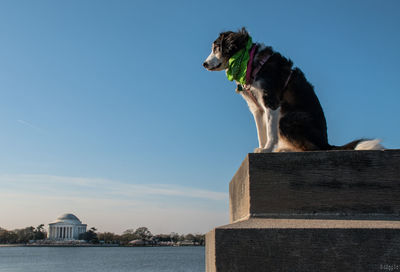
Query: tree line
[[0, 225, 46, 244], [97, 227, 205, 245], [0, 225, 205, 246]]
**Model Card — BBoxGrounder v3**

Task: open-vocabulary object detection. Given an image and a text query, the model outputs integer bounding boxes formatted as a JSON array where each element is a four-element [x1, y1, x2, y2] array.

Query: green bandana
[[226, 37, 253, 85]]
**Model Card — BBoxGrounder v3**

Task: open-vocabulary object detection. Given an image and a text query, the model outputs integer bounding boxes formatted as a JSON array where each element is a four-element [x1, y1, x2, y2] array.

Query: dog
[[203, 27, 383, 152]]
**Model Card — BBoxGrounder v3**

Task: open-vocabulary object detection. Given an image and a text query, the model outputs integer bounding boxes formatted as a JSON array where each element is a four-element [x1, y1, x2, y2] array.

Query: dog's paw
[[253, 147, 272, 153]]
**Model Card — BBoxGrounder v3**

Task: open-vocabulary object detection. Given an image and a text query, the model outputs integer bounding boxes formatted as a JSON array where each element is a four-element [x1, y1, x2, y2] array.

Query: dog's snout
[[203, 62, 209, 68]]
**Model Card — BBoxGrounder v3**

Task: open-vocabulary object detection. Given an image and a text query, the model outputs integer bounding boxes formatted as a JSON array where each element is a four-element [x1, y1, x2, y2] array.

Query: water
[[0, 246, 205, 272]]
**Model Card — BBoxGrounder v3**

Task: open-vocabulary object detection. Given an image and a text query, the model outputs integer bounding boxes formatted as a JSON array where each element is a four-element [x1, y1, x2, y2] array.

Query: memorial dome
[[54, 213, 82, 224]]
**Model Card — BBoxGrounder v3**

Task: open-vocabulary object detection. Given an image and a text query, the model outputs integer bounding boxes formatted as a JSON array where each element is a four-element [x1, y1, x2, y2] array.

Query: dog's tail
[[330, 139, 384, 150]]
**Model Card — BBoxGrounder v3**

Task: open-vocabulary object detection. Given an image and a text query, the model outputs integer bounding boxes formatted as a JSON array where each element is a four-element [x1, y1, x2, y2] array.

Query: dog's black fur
[[212, 28, 366, 151]]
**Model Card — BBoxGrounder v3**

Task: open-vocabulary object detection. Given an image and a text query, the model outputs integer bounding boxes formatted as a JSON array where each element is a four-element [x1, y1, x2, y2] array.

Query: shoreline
[[0, 244, 204, 248], [0, 244, 117, 247]]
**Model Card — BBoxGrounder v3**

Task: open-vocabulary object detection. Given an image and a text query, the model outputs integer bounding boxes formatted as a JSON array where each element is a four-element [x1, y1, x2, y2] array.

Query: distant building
[[48, 213, 87, 240]]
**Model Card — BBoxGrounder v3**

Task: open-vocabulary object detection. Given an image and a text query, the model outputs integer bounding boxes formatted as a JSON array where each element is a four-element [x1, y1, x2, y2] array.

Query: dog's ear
[[221, 28, 250, 58], [236, 27, 250, 47], [238, 27, 248, 37]]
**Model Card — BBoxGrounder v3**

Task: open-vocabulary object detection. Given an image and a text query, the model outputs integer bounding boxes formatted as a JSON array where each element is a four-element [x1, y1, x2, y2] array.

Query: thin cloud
[[17, 119, 45, 133], [0, 174, 228, 201]]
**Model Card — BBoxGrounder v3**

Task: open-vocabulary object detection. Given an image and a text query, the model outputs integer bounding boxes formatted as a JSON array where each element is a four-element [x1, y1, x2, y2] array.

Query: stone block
[[230, 150, 400, 223], [206, 218, 400, 272]]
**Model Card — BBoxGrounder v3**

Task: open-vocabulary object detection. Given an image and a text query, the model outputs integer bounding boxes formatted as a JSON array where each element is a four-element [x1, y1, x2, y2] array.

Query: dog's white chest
[[238, 84, 264, 113]]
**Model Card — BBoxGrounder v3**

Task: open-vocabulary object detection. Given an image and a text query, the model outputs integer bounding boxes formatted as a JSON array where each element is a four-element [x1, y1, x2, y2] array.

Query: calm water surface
[[0, 246, 205, 272]]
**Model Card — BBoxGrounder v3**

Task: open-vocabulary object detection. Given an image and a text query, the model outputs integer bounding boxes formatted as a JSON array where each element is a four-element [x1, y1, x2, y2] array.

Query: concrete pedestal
[[206, 150, 400, 272]]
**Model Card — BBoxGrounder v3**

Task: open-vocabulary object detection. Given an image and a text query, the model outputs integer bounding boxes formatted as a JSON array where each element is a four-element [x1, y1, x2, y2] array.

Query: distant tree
[[14, 226, 35, 243], [185, 233, 195, 241], [193, 234, 205, 246], [170, 232, 179, 243], [7, 232, 18, 244], [34, 224, 46, 240], [79, 227, 98, 243], [0, 228, 19, 244], [98, 232, 119, 244], [178, 234, 185, 242], [123, 229, 134, 235], [120, 229, 137, 244], [134, 227, 152, 240], [153, 234, 172, 242], [0, 228, 10, 243]]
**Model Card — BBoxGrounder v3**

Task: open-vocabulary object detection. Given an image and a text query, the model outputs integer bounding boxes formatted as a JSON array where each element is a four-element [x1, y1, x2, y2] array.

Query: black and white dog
[[203, 28, 382, 152]]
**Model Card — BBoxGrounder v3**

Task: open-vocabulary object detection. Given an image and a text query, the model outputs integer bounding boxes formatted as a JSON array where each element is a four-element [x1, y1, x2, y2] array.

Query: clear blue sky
[[0, 0, 399, 234]]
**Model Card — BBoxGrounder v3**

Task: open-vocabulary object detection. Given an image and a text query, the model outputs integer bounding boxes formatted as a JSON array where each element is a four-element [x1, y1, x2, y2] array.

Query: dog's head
[[203, 27, 250, 71]]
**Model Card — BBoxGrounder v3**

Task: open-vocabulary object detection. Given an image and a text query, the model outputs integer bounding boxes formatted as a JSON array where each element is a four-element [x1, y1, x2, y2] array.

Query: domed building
[[48, 213, 87, 240]]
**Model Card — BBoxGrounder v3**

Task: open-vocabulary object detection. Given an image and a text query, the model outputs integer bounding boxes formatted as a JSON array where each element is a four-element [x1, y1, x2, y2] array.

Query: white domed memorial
[[48, 213, 87, 240]]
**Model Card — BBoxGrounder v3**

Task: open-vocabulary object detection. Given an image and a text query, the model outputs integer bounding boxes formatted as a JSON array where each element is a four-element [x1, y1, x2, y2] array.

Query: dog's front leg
[[240, 91, 267, 151], [254, 107, 279, 153], [252, 109, 267, 149]]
